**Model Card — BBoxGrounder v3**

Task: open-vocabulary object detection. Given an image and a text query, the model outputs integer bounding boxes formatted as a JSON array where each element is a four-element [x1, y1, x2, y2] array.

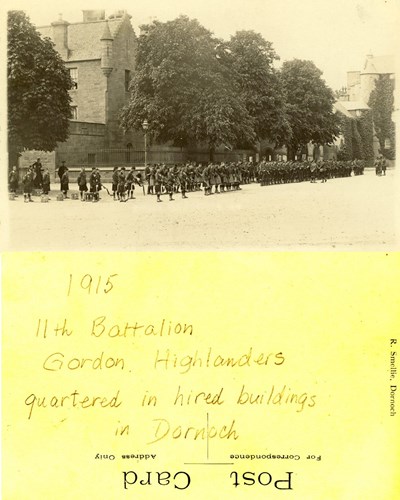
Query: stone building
[[19, 9, 251, 179], [338, 54, 396, 158], [346, 54, 395, 104], [20, 10, 144, 179]]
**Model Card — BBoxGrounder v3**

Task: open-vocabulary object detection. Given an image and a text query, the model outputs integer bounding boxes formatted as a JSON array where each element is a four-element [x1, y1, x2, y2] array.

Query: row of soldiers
[[257, 160, 366, 186], [9, 164, 53, 202], [9, 157, 377, 203], [144, 161, 254, 199]]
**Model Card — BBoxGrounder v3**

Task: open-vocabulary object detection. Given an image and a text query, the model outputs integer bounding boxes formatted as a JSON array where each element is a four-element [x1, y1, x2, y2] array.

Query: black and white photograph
[[1, 0, 399, 250]]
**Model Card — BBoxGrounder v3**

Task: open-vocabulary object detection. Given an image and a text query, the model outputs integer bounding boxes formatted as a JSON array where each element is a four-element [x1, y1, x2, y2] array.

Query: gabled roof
[[37, 17, 127, 61], [362, 55, 395, 75], [333, 101, 353, 118]]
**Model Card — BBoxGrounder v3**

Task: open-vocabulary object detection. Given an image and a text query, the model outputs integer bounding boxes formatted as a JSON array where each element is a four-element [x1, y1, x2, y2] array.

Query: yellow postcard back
[[2, 252, 399, 499]]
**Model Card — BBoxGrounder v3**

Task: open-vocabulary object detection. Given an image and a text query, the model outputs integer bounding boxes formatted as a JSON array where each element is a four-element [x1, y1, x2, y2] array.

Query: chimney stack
[[51, 14, 69, 59]]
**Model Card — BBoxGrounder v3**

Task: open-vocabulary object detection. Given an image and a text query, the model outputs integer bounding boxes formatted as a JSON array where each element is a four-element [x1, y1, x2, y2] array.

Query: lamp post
[[142, 119, 149, 168]]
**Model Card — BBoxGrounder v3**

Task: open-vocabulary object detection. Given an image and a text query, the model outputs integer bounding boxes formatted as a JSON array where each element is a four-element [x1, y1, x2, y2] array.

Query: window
[[71, 106, 78, 120], [88, 153, 96, 164], [385, 138, 391, 149], [125, 70, 131, 92], [69, 68, 78, 89]]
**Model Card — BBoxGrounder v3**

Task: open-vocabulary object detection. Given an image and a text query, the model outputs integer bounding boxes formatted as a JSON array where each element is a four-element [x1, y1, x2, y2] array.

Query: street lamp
[[142, 119, 149, 168]]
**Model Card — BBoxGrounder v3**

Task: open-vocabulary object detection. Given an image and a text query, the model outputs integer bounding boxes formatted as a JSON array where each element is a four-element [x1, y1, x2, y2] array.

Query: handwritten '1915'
[[67, 274, 118, 296]]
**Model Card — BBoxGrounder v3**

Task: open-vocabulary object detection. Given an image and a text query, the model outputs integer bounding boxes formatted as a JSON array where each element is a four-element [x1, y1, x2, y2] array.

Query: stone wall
[[66, 60, 106, 123], [105, 17, 143, 149]]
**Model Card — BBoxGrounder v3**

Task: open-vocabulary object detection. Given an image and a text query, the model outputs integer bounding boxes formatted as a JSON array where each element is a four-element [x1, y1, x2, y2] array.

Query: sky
[[1, 0, 399, 90]]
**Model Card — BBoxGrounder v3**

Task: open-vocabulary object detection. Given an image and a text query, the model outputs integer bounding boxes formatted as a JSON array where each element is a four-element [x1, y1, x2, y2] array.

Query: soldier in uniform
[[178, 167, 189, 199], [61, 168, 69, 198], [58, 161, 67, 182], [23, 166, 34, 202], [33, 158, 43, 189], [375, 156, 382, 176], [89, 167, 99, 202], [154, 166, 164, 202], [126, 166, 137, 199], [310, 161, 317, 182], [381, 156, 387, 176], [8, 166, 19, 195], [112, 166, 119, 200], [77, 167, 88, 201], [42, 167, 51, 195], [164, 167, 175, 201], [117, 167, 127, 202]]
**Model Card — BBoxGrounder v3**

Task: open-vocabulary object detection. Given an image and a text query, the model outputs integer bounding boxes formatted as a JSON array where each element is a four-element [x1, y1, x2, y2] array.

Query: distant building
[[337, 54, 396, 158], [346, 54, 395, 104]]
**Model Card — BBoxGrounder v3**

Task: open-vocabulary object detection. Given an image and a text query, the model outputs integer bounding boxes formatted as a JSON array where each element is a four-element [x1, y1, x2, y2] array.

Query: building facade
[[338, 54, 396, 159], [20, 10, 144, 179], [19, 10, 252, 180]]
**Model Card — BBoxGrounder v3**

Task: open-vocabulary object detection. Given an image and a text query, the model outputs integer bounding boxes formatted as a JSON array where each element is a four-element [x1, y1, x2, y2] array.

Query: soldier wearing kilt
[[148, 166, 156, 194], [153, 167, 163, 202], [381, 156, 387, 176], [112, 166, 119, 200], [310, 161, 317, 183], [77, 167, 88, 201], [61, 168, 69, 198], [9, 166, 19, 195], [178, 167, 189, 199], [117, 167, 127, 202], [126, 167, 136, 199], [23, 167, 34, 202], [89, 167, 99, 202], [33, 158, 43, 189], [195, 164, 203, 191], [164, 168, 175, 201], [202, 163, 212, 195], [42, 168, 51, 195]]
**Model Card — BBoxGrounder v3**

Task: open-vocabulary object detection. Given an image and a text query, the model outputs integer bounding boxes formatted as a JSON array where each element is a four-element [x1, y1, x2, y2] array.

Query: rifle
[[101, 184, 113, 197]]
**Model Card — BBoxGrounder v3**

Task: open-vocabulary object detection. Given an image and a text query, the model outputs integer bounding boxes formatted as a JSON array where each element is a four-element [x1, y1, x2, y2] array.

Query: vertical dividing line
[[206, 412, 210, 460]]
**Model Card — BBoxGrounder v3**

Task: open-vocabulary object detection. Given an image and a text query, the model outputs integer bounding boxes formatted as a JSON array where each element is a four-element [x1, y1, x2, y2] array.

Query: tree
[[120, 16, 256, 158], [368, 75, 395, 159], [280, 59, 339, 159], [8, 11, 72, 165], [220, 31, 291, 146]]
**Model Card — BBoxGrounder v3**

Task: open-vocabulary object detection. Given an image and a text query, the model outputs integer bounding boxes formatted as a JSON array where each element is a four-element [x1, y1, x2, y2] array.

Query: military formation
[[144, 162, 256, 201], [257, 159, 365, 186], [8, 157, 384, 203]]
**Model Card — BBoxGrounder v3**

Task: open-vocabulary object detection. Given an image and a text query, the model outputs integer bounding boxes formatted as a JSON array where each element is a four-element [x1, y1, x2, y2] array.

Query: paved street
[[3, 169, 398, 251]]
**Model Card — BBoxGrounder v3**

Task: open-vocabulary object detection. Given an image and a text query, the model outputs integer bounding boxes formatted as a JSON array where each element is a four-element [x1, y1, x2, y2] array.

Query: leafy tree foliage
[[221, 30, 291, 146], [120, 16, 258, 154], [368, 75, 395, 159], [8, 11, 72, 160], [280, 59, 339, 159], [357, 110, 374, 166]]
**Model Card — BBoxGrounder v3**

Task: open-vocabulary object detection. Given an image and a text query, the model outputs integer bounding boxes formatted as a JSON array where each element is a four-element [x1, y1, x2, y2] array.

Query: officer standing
[[9, 166, 19, 195], [42, 167, 51, 195], [77, 167, 88, 201], [61, 168, 69, 198], [23, 166, 34, 202]]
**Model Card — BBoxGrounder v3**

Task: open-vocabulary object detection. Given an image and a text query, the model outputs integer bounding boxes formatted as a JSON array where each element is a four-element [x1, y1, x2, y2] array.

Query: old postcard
[[1, 1, 400, 499]]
